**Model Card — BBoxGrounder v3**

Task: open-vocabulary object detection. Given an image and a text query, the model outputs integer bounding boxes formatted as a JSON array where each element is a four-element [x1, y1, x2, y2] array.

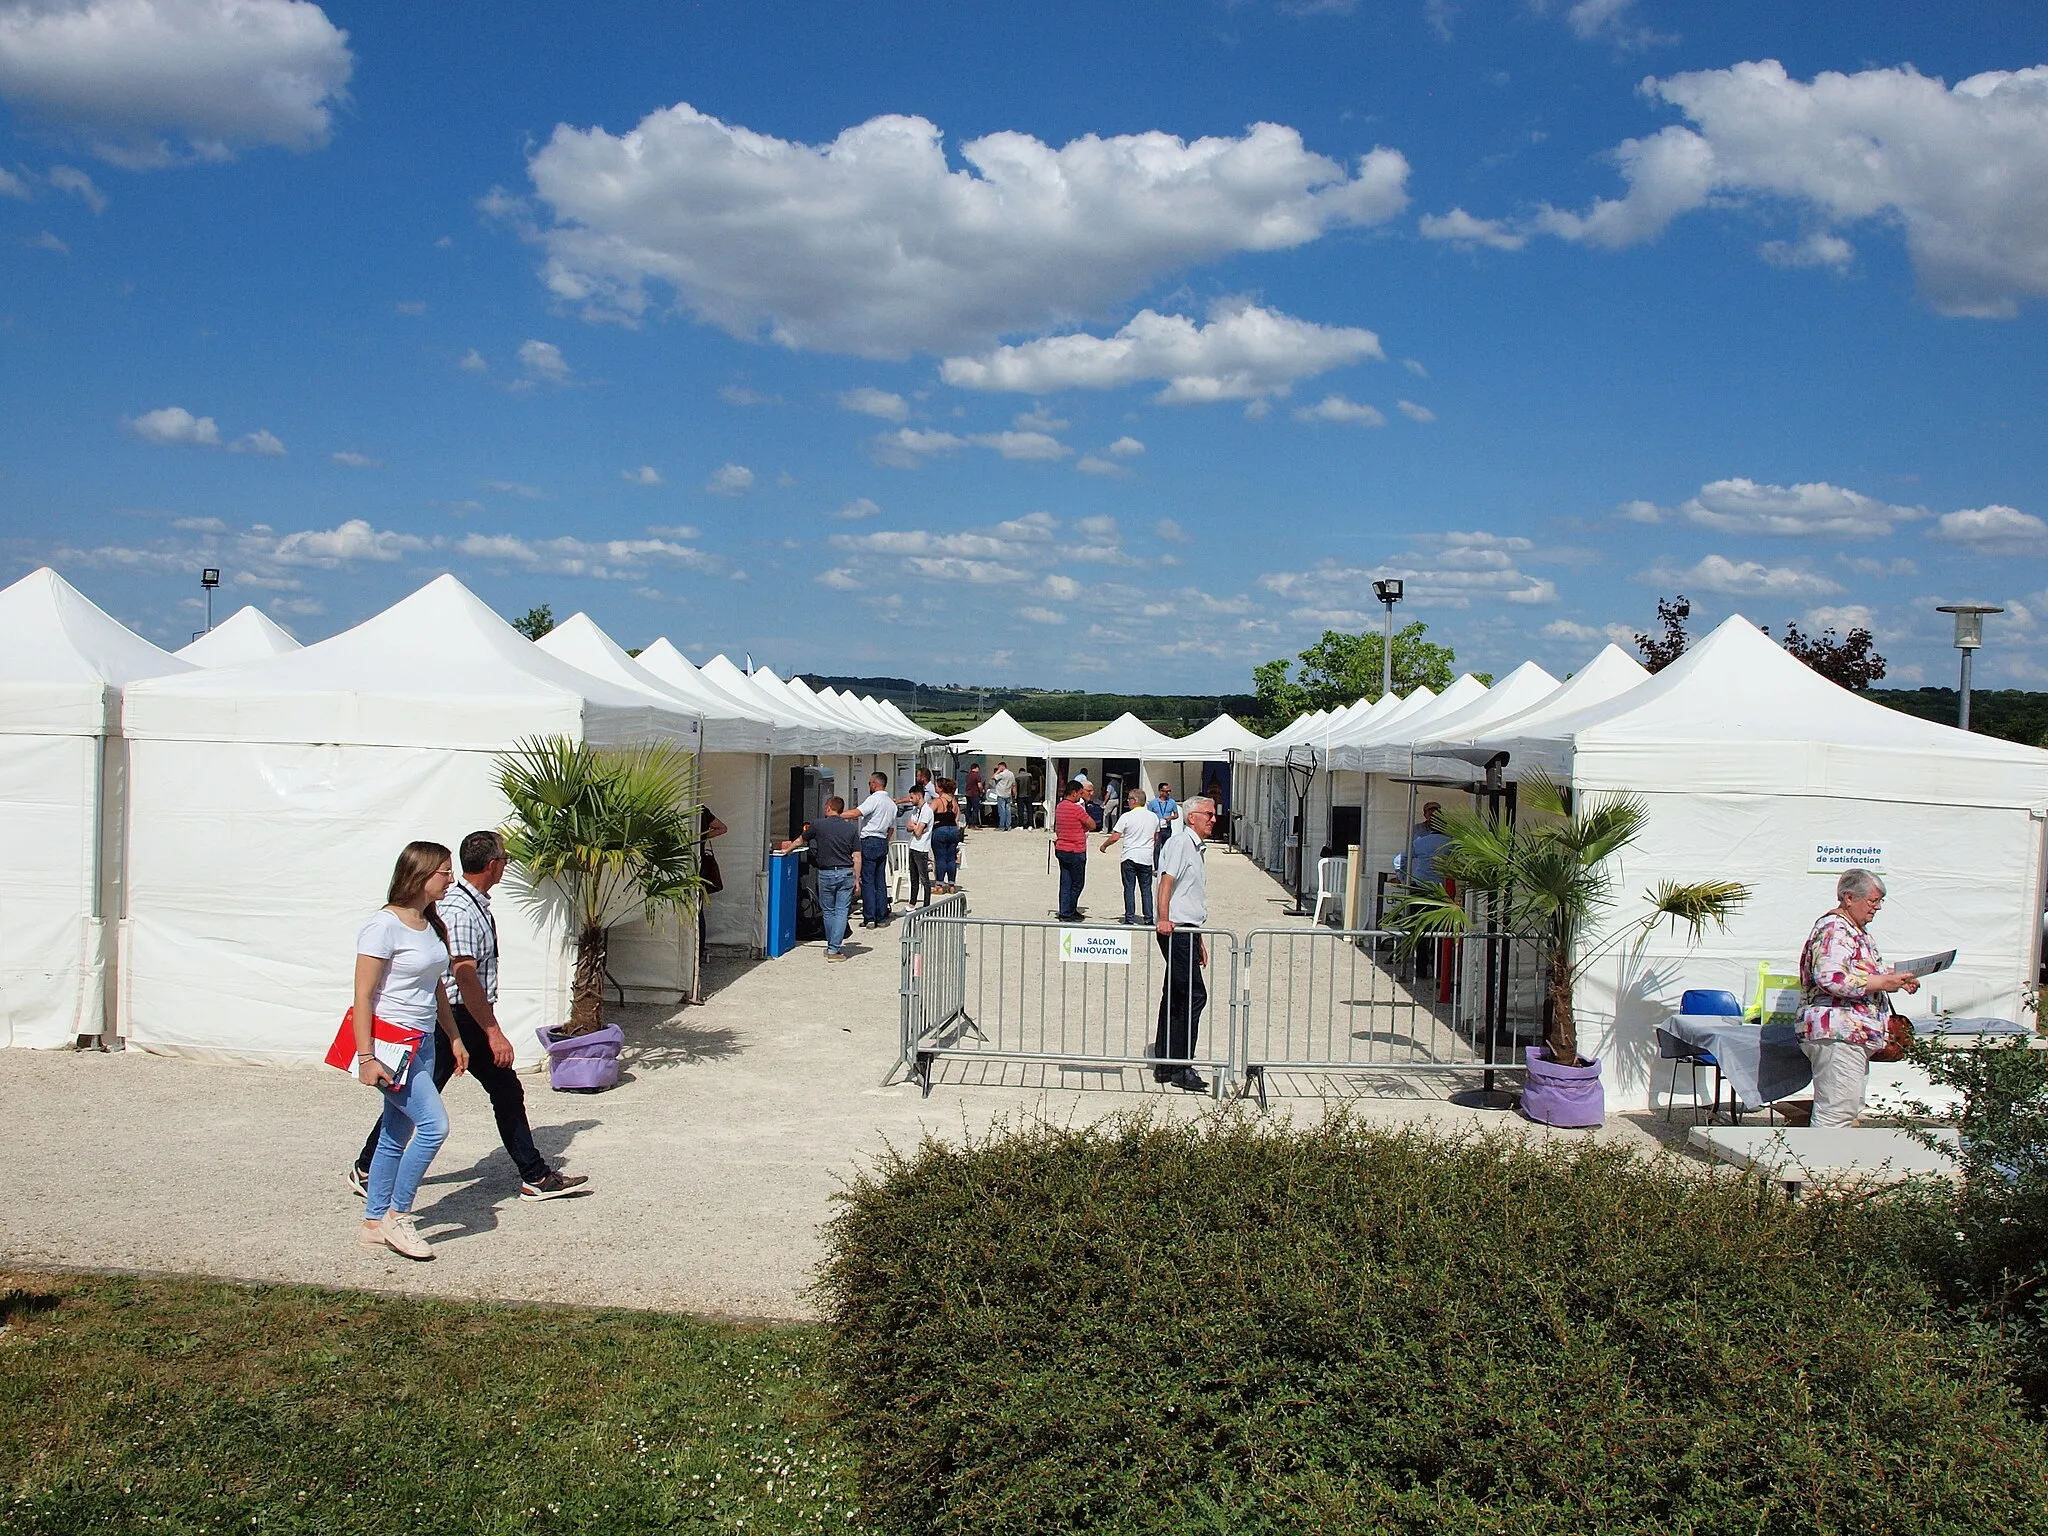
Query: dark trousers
[[355, 1004, 548, 1184], [965, 795, 982, 827], [1154, 931, 1208, 1068], [908, 849, 931, 904], [860, 836, 891, 922], [1055, 849, 1087, 918], [1120, 860, 1154, 924]]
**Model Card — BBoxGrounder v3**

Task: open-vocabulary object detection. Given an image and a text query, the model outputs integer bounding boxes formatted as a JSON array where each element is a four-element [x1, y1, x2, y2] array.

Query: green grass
[[0, 1269, 866, 1535]]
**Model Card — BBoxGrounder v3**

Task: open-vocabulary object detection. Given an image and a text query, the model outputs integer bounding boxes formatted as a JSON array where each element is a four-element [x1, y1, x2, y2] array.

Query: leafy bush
[[1884, 1031, 2048, 1410], [822, 1115, 2048, 1536]]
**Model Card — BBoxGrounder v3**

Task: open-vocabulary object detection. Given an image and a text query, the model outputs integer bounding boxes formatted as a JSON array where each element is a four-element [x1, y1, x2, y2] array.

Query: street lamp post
[[1370, 578, 1404, 700], [1935, 603, 2003, 731], [199, 567, 220, 634]]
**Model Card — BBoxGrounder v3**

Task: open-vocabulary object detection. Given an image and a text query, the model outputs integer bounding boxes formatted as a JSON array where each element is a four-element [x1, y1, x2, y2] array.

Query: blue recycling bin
[[766, 848, 802, 957]]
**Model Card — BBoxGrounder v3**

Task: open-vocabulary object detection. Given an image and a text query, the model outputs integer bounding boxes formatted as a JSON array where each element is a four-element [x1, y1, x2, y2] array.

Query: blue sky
[[2, 0, 2045, 691]]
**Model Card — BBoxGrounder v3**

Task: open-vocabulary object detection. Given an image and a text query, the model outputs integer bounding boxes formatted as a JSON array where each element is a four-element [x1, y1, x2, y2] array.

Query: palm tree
[[498, 735, 705, 1037], [1394, 775, 1748, 1066]]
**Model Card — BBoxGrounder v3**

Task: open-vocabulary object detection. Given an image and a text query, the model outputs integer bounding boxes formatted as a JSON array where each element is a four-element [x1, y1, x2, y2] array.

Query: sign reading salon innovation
[[1060, 929, 1134, 964], [1810, 842, 1886, 873]]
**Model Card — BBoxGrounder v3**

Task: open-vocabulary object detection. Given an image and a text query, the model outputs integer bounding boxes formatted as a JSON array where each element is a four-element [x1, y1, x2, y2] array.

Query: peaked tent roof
[[1057, 711, 1188, 759], [1485, 617, 2048, 807], [536, 614, 774, 754], [1171, 712, 1265, 757], [175, 606, 302, 667], [124, 574, 698, 750], [642, 641, 827, 752], [0, 566, 192, 734], [951, 707, 1057, 758], [765, 667, 905, 750], [1385, 661, 1559, 771], [1328, 674, 1492, 770], [1421, 644, 1648, 765], [700, 656, 861, 751], [876, 697, 936, 740]]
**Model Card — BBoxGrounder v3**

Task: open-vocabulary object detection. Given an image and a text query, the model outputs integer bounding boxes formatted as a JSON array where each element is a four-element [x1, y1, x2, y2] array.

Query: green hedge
[[822, 1116, 2048, 1536]]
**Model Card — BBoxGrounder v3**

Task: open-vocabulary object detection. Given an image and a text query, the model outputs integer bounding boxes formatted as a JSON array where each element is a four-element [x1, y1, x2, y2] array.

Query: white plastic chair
[[1311, 856, 1347, 926]]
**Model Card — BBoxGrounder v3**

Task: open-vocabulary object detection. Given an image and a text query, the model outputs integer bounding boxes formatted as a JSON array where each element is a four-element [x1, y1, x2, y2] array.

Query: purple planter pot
[[536, 1021, 624, 1093], [1519, 1045, 1605, 1127]]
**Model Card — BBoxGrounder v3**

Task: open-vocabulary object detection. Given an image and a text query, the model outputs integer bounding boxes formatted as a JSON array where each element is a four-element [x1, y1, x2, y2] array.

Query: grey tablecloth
[[1658, 1014, 2031, 1112]]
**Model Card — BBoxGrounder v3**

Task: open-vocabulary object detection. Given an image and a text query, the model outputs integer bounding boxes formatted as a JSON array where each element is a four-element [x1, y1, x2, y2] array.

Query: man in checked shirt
[[348, 830, 590, 1202]]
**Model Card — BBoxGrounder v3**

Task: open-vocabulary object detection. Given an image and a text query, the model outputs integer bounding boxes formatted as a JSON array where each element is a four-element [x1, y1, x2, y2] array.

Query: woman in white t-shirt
[[353, 840, 468, 1260]]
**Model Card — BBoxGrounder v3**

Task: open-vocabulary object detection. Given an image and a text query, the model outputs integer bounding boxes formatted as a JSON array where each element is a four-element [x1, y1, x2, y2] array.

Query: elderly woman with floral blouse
[[1799, 867, 1919, 1126]]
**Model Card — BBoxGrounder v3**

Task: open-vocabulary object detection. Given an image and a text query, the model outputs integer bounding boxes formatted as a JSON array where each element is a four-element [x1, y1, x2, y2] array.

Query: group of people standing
[[349, 833, 588, 1262]]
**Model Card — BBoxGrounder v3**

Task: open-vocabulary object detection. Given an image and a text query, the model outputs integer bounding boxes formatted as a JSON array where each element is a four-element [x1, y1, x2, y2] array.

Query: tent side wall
[[120, 739, 569, 1068], [1569, 785, 2042, 1108], [700, 749, 769, 950], [0, 731, 107, 1047]]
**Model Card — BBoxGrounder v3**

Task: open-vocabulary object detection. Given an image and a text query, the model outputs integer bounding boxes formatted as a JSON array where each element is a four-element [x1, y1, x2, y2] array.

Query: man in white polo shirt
[[1153, 796, 1217, 1093], [852, 772, 898, 928]]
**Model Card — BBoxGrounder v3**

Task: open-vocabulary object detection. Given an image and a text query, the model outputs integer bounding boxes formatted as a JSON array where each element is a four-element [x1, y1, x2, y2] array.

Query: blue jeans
[[997, 797, 1013, 830], [860, 836, 891, 923], [1055, 849, 1087, 918], [366, 1028, 449, 1220], [1121, 860, 1154, 925], [932, 824, 962, 884], [816, 866, 854, 953]]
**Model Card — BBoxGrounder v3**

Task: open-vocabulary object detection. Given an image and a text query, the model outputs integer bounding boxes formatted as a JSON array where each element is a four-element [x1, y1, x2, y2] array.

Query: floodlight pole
[[1935, 603, 2002, 731], [1371, 578, 1404, 700], [199, 567, 220, 633]]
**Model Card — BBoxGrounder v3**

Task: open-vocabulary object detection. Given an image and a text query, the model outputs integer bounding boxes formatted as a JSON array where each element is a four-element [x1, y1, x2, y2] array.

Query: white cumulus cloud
[[1017, 605, 1064, 624], [330, 449, 378, 468], [126, 404, 219, 446], [48, 163, 104, 211], [269, 518, 423, 566], [0, 0, 353, 169], [1640, 553, 1844, 599], [837, 386, 909, 421], [1396, 399, 1435, 423], [1670, 477, 1925, 538], [832, 496, 881, 520], [1929, 503, 2048, 553], [517, 339, 570, 381], [1524, 60, 2048, 317], [1294, 394, 1386, 426], [456, 531, 716, 580], [704, 462, 755, 496], [1418, 207, 1525, 249], [942, 300, 1382, 402], [228, 427, 284, 456], [622, 464, 663, 486], [521, 105, 1408, 355]]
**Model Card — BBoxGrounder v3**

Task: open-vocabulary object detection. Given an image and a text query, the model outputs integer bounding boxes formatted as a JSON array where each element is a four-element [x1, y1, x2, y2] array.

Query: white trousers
[[1801, 1038, 1873, 1127]]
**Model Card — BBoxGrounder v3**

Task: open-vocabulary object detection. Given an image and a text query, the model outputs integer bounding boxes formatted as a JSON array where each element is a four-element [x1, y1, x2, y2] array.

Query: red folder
[[325, 1008, 425, 1074]]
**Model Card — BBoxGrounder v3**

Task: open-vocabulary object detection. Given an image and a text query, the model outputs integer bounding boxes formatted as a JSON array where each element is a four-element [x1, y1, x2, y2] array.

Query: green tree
[[1395, 776, 1748, 1067], [1254, 621, 1460, 725], [497, 736, 703, 1037], [509, 604, 555, 641]]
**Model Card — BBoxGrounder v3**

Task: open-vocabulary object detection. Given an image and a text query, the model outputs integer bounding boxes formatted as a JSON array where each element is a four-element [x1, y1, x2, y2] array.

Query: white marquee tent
[[176, 606, 302, 667], [0, 568, 191, 1048], [536, 613, 774, 957], [119, 575, 701, 1066], [1461, 618, 2048, 1105]]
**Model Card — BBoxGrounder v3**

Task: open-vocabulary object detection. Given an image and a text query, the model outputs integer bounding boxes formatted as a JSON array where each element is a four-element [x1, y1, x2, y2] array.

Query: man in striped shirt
[[349, 830, 589, 1202]]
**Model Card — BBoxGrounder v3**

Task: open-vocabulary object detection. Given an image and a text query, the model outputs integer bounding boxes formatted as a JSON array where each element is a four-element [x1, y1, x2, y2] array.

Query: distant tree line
[[1865, 689, 2048, 748]]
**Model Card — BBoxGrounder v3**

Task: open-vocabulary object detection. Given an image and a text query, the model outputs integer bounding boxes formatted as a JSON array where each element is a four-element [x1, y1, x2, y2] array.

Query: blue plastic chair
[[1667, 989, 1743, 1122]]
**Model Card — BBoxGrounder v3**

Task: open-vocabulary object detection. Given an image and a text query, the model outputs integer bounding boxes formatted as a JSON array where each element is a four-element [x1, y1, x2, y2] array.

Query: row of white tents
[[1232, 620, 2048, 1103], [946, 706, 1264, 820], [0, 567, 933, 1066]]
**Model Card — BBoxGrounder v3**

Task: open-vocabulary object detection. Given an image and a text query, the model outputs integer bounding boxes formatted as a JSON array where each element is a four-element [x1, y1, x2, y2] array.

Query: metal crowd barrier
[[898, 915, 1238, 1097], [1238, 927, 1546, 1107]]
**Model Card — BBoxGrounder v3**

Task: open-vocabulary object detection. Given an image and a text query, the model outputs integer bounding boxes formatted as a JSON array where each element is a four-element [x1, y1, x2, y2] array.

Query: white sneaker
[[377, 1210, 434, 1261]]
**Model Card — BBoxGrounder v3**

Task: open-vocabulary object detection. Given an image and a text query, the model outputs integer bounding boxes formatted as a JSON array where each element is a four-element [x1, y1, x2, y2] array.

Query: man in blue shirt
[[1147, 781, 1179, 860]]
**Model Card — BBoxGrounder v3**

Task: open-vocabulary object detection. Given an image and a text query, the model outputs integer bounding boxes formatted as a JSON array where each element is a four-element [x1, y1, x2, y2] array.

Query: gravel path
[[2, 828, 1661, 1318]]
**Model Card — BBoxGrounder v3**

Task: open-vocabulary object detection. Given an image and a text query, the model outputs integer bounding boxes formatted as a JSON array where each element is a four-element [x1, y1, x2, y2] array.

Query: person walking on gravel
[[349, 830, 589, 1208], [352, 841, 467, 1260]]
